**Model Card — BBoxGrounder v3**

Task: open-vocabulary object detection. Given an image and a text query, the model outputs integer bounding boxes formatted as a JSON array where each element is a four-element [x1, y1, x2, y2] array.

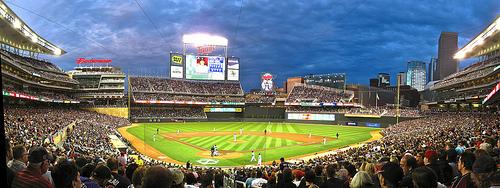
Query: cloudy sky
[[5, 0, 500, 91]]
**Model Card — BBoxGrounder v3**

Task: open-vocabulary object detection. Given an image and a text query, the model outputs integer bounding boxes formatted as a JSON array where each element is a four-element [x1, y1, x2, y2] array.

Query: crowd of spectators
[[286, 85, 353, 103], [3, 83, 78, 101], [433, 54, 499, 89], [131, 107, 207, 119], [133, 93, 245, 103], [5, 105, 500, 188], [130, 77, 243, 95], [1, 49, 78, 84], [245, 94, 276, 103]]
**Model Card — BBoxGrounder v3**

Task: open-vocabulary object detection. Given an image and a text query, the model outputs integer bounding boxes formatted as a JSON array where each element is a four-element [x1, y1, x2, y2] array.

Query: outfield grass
[[126, 122, 380, 166]]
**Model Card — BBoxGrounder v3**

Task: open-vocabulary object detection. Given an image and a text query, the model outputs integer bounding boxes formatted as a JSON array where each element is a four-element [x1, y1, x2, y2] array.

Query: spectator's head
[[80, 163, 96, 178], [125, 163, 139, 181], [411, 167, 437, 188], [184, 172, 197, 185], [171, 169, 185, 187], [142, 165, 173, 188], [292, 169, 304, 180], [75, 157, 88, 170], [325, 164, 337, 178], [446, 149, 458, 163], [457, 151, 475, 173], [132, 166, 146, 188], [5, 137, 12, 161], [314, 165, 323, 176], [92, 164, 113, 187], [304, 169, 316, 183], [479, 143, 492, 153], [283, 168, 294, 182], [424, 150, 437, 165], [400, 154, 417, 175], [184, 172, 196, 185], [350, 171, 374, 188], [106, 158, 119, 172], [378, 162, 403, 188], [52, 159, 82, 188], [12, 145, 28, 163], [471, 155, 496, 188], [28, 146, 51, 174], [200, 170, 214, 188]]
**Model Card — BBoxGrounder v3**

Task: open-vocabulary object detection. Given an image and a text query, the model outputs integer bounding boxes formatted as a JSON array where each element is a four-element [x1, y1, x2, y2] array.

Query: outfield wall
[[83, 107, 128, 118]]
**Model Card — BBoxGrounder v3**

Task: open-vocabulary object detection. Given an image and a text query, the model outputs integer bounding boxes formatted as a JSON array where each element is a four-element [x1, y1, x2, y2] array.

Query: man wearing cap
[[11, 146, 53, 188]]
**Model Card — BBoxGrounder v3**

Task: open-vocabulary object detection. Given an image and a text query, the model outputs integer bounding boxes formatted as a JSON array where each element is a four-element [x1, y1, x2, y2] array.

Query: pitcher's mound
[[196, 150, 244, 159]]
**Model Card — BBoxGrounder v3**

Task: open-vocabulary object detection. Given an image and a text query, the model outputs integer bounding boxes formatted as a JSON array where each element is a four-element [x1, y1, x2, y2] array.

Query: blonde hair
[[350, 171, 373, 188]]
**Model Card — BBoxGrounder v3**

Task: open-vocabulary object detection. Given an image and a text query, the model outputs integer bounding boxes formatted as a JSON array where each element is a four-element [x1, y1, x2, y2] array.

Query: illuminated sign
[[204, 108, 242, 112], [170, 54, 183, 65], [170, 66, 183, 78], [185, 55, 225, 80], [261, 73, 274, 92], [287, 113, 335, 121], [76, 58, 112, 64], [197, 45, 216, 54], [482, 81, 500, 104]]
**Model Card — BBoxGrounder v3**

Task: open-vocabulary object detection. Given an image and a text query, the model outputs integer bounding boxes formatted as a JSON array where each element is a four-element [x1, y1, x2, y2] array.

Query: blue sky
[[5, 0, 500, 91]]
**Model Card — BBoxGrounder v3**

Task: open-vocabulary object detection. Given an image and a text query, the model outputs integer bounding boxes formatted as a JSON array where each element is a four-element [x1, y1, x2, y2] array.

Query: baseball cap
[[28, 146, 52, 163], [93, 165, 113, 180], [424, 150, 437, 159]]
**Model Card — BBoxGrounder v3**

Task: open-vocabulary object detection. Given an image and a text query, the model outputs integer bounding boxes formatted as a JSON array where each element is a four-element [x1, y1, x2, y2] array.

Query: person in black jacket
[[277, 168, 297, 188], [400, 154, 417, 188], [320, 164, 347, 188]]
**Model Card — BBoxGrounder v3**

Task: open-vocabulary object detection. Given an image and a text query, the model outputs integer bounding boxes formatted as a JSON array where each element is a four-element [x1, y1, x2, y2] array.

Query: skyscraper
[[397, 72, 407, 85], [377, 73, 390, 87], [428, 57, 437, 83], [436, 32, 458, 80], [406, 61, 427, 91]]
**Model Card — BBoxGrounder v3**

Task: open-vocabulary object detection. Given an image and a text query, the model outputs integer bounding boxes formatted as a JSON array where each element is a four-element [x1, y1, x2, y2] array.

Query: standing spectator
[[171, 169, 185, 188], [107, 158, 131, 188], [80, 163, 100, 188], [11, 146, 53, 188], [6, 138, 16, 188], [142, 166, 173, 188], [451, 151, 475, 188], [423, 150, 444, 184], [51, 159, 82, 188], [8, 145, 28, 173], [91, 164, 115, 188], [305, 169, 320, 188], [400, 154, 417, 188], [278, 168, 297, 188], [131, 167, 147, 188]]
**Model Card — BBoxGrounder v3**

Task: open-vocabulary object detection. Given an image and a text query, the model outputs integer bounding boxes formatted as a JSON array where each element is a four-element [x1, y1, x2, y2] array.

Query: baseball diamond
[[119, 122, 380, 166]]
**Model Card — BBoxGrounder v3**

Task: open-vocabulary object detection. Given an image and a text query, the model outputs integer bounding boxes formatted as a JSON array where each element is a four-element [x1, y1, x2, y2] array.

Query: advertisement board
[[170, 53, 183, 66], [204, 108, 243, 112], [186, 55, 225, 80], [365, 122, 381, 128], [227, 57, 240, 69], [228, 69, 239, 81], [287, 113, 335, 121], [170, 66, 183, 78]]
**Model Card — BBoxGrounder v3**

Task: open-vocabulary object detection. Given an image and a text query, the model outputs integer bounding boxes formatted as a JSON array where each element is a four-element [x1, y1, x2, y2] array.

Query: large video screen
[[204, 108, 242, 112], [287, 113, 335, 121], [186, 55, 225, 80]]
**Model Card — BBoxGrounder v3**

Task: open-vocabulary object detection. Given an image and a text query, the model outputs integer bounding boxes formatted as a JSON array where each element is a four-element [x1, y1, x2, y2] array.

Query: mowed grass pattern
[[126, 122, 380, 166], [180, 135, 301, 151]]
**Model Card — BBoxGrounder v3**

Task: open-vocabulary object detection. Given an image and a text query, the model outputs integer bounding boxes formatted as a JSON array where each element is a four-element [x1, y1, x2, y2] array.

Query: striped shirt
[[11, 166, 52, 188]]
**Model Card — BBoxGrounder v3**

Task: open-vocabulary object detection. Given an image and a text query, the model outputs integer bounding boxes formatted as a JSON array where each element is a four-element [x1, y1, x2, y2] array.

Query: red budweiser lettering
[[76, 58, 112, 64]]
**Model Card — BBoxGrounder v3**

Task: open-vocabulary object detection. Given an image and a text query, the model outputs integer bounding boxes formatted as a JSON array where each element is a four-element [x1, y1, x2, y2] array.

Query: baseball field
[[118, 122, 381, 166]]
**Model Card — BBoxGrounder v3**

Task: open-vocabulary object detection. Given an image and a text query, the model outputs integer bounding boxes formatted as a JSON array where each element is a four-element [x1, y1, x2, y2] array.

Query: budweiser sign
[[197, 45, 216, 54], [76, 58, 112, 64]]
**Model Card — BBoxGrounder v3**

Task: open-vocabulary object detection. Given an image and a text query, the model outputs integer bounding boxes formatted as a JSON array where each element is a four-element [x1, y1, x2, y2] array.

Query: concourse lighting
[[13, 18, 21, 29], [31, 35, 38, 43], [54, 48, 61, 56]]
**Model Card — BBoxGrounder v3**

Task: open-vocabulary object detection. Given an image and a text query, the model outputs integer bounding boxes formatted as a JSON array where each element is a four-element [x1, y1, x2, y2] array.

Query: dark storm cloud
[[6, 0, 500, 90]]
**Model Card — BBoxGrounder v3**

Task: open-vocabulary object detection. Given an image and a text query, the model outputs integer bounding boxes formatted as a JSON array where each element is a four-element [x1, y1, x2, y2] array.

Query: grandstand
[[2, 1, 500, 188], [423, 16, 500, 109]]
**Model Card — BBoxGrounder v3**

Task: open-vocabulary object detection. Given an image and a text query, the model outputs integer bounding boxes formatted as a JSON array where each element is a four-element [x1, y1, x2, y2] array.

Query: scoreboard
[[169, 53, 239, 81]]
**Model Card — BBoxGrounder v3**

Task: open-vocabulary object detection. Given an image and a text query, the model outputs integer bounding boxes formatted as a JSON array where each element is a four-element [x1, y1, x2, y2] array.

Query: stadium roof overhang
[[0, 1, 65, 56], [454, 15, 500, 60]]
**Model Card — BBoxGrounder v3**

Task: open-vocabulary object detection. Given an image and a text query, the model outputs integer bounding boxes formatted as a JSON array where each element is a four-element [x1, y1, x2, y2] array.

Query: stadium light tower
[[182, 33, 228, 58]]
